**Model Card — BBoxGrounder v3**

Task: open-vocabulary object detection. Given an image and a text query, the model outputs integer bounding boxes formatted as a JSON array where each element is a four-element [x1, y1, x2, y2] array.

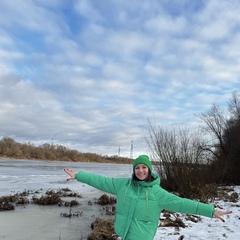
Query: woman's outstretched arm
[[63, 168, 129, 195]]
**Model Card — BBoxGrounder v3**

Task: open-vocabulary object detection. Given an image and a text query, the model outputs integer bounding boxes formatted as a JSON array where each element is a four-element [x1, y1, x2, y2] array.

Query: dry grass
[[87, 218, 118, 240]]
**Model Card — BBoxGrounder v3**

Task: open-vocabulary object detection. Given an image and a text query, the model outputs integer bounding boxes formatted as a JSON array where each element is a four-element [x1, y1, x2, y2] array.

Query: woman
[[64, 155, 232, 240]]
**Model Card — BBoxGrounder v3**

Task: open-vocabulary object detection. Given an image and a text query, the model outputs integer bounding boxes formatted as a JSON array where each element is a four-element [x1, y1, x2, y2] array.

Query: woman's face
[[134, 164, 149, 180]]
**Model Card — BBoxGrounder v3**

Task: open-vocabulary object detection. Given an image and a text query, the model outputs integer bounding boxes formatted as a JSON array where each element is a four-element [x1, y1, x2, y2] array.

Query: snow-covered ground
[[0, 159, 239, 239], [154, 187, 239, 240]]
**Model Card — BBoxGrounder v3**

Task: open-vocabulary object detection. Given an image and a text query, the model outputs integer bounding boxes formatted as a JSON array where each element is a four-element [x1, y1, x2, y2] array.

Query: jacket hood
[[137, 173, 160, 187]]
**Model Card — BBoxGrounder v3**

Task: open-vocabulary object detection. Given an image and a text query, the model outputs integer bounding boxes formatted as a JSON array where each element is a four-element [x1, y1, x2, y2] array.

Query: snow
[[0, 159, 239, 239]]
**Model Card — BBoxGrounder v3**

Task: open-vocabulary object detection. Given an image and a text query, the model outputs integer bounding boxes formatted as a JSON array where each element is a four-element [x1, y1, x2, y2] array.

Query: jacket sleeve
[[75, 171, 128, 195], [156, 187, 215, 218]]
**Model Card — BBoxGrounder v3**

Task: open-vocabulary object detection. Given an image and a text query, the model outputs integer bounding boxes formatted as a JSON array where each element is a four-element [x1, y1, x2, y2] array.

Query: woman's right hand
[[64, 168, 76, 181]]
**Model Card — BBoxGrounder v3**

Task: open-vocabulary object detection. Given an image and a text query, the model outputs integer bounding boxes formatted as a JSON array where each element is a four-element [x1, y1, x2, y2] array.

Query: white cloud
[[0, 0, 240, 157], [145, 15, 188, 36], [74, 0, 104, 23]]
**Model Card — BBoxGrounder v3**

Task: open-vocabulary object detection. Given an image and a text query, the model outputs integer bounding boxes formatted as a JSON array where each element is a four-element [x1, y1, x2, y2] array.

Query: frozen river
[[0, 158, 133, 196], [1, 158, 239, 240], [0, 158, 132, 240]]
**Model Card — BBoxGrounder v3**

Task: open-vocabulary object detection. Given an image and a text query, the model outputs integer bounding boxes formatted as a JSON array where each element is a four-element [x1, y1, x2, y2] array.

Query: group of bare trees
[[199, 92, 240, 185], [0, 137, 132, 164], [147, 92, 240, 198]]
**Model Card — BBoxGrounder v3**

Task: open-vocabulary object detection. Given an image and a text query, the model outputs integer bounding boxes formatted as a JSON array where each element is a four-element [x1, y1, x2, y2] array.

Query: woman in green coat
[[64, 155, 232, 240]]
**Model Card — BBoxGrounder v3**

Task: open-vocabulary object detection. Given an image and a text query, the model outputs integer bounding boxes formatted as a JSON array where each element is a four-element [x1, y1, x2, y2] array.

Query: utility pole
[[118, 145, 120, 157], [130, 140, 133, 159]]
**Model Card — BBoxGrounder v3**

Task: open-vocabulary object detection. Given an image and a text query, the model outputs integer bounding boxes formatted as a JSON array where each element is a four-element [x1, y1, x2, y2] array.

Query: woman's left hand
[[213, 210, 232, 222]]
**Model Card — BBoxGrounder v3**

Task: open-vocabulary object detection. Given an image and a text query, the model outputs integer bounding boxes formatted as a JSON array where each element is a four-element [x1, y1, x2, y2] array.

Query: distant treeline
[[0, 137, 133, 164]]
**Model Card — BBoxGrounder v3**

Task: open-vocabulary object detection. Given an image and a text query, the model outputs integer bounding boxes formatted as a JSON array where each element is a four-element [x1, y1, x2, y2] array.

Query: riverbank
[[0, 137, 134, 164], [0, 158, 239, 239]]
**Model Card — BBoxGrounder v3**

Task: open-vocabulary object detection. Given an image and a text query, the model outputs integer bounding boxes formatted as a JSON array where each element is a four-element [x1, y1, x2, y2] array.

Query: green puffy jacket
[[75, 171, 214, 240]]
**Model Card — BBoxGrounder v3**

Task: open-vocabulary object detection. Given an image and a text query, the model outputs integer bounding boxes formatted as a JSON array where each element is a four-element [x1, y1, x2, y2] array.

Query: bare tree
[[197, 92, 240, 184], [146, 119, 210, 197], [197, 104, 229, 158], [228, 91, 240, 119]]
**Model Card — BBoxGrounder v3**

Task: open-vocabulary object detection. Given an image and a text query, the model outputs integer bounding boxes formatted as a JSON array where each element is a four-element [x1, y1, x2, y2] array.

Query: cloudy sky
[[0, 0, 240, 158]]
